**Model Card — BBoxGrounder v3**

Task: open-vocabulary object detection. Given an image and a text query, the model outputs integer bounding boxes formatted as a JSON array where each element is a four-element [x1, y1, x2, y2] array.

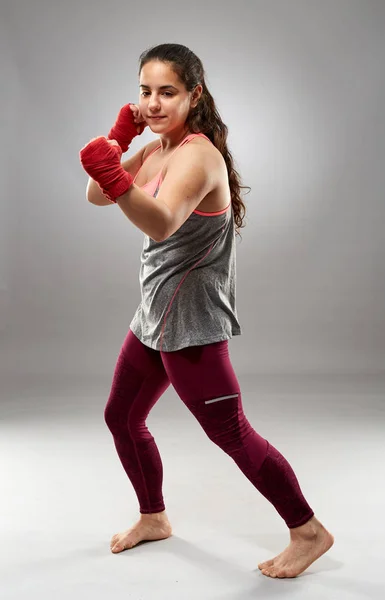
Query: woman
[[80, 43, 334, 579]]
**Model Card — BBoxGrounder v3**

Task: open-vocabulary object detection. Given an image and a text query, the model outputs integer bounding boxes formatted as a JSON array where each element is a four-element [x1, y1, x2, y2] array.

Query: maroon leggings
[[104, 330, 314, 529]]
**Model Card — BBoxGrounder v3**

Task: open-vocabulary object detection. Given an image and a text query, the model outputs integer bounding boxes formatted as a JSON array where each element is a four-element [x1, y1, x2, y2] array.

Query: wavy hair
[[138, 43, 250, 239]]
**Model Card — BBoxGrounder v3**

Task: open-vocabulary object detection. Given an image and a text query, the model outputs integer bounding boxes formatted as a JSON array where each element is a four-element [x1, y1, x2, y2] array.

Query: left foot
[[258, 516, 334, 578]]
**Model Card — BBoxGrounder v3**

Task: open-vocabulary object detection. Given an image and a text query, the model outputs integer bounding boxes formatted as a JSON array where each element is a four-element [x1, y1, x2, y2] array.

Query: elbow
[[85, 178, 102, 205], [86, 185, 95, 204], [87, 193, 98, 205], [86, 194, 97, 205], [86, 185, 112, 207], [153, 231, 165, 243], [156, 226, 168, 243]]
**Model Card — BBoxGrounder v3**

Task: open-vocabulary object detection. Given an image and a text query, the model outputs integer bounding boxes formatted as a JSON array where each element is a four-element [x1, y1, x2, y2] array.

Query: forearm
[[115, 184, 169, 242], [80, 135, 165, 237]]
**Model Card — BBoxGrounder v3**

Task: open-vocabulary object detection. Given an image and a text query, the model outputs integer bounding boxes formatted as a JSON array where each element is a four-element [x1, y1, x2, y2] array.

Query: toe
[[258, 559, 274, 570], [265, 565, 278, 578], [111, 539, 125, 553], [276, 564, 297, 578], [276, 570, 287, 578]]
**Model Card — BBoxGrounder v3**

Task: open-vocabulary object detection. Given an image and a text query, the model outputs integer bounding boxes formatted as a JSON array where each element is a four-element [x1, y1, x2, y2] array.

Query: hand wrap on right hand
[[79, 136, 134, 202]]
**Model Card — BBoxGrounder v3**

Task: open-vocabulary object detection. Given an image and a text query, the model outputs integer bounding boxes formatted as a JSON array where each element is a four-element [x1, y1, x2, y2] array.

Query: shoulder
[[160, 136, 221, 196], [185, 134, 218, 155], [170, 135, 222, 173], [167, 135, 227, 191]]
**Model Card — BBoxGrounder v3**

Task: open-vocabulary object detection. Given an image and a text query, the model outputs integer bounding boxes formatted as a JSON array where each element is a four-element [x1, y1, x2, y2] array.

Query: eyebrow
[[139, 84, 178, 91]]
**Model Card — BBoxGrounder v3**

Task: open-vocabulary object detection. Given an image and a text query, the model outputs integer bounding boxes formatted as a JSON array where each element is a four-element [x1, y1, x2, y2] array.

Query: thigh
[[160, 340, 242, 423], [120, 329, 166, 377], [105, 329, 170, 421]]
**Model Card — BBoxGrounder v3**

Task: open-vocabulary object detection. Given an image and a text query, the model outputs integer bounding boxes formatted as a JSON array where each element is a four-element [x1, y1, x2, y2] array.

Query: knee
[[104, 404, 152, 444], [200, 414, 242, 452], [103, 402, 120, 432], [199, 410, 255, 454], [103, 395, 129, 433], [205, 427, 242, 454]]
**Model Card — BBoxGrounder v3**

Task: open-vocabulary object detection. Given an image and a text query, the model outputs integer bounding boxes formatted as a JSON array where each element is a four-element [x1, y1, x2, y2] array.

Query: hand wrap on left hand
[[107, 103, 146, 152]]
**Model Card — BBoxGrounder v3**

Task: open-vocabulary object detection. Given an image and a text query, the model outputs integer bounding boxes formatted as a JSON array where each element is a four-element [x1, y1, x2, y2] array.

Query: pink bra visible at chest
[[132, 133, 231, 217]]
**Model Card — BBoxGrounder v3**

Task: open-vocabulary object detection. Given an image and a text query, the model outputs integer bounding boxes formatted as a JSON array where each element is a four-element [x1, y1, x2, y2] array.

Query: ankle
[[290, 516, 320, 540], [140, 511, 168, 522]]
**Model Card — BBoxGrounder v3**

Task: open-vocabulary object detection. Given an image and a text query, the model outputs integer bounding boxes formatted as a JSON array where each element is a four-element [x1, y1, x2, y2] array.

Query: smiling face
[[139, 60, 201, 134]]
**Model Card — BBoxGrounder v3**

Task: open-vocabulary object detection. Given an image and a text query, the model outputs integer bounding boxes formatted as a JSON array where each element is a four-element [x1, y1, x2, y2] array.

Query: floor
[[1, 373, 384, 600]]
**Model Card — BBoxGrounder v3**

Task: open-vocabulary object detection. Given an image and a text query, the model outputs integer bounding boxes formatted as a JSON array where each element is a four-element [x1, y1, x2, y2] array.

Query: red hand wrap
[[107, 104, 146, 152], [79, 137, 134, 203]]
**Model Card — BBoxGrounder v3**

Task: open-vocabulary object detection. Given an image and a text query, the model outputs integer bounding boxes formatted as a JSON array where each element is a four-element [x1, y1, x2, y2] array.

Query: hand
[[107, 139, 120, 148], [129, 104, 148, 133], [79, 136, 133, 202], [107, 103, 147, 152]]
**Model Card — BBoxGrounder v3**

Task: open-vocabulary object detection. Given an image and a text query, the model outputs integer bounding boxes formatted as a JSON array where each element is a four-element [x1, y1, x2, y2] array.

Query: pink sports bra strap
[[151, 132, 209, 163], [136, 133, 210, 190]]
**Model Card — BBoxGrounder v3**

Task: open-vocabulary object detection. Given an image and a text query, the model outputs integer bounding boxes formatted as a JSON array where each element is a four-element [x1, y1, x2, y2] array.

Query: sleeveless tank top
[[129, 132, 242, 352]]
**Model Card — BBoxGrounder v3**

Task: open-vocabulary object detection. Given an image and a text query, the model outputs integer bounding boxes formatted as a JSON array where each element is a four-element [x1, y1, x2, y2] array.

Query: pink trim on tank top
[[133, 133, 231, 216]]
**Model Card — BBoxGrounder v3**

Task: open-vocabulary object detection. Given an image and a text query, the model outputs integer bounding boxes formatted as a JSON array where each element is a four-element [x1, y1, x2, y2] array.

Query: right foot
[[110, 512, 172, 553]]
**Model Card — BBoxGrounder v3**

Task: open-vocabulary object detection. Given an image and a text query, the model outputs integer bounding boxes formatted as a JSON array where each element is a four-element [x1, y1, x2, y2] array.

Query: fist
[[106, 138, 121, 149], [82, 137, 122, 158], [107, 104, 147, 151], [79, 136, 132, 202], [129, 104, 147, 133]]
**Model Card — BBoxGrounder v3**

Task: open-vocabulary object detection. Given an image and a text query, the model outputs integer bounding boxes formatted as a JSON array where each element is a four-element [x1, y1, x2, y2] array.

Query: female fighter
[[79, 43, 334, 578]]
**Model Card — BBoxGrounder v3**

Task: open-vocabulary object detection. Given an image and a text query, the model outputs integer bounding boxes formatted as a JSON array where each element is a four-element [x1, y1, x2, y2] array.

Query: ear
[[191, 84, 203, 109]]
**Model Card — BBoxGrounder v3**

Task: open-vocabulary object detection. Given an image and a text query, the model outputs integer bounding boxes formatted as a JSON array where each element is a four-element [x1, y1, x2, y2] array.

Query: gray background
[[1, 1, 385, 599], [1, 0, 384, 380]]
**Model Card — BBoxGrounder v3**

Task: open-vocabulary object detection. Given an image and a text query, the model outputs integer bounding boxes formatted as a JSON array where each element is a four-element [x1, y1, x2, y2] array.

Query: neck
[[158, 126, 192, 153]]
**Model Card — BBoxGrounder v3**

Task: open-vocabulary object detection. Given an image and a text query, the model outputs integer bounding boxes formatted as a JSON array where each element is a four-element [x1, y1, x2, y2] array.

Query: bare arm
[[85, 138, 167, 241], [113, 183, 171, 242], [86, 144, 146, 206]]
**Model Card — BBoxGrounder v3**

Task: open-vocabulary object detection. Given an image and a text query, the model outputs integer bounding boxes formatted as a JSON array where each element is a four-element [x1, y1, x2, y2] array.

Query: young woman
[[79, 43, 334, 579]]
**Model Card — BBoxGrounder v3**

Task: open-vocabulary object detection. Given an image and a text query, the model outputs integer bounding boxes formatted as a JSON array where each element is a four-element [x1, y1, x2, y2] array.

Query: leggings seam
[[258, 439, 270, 472]]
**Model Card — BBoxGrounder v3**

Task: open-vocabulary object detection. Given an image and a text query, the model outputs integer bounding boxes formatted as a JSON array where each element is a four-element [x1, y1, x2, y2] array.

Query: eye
[[140, 91, 173, 97]]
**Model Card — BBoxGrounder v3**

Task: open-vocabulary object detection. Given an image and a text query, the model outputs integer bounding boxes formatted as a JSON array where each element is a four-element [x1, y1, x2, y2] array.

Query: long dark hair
[[138, 43, 250, 240]]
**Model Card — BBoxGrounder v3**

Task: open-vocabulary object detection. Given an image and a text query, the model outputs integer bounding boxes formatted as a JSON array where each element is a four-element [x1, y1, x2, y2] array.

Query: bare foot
[[110, 511, 172, 553], [258, 516, 334, 578]]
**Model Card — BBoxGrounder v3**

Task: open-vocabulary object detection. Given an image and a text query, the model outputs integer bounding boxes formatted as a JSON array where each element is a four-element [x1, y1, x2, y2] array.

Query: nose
[[148, 93, 161, 112]]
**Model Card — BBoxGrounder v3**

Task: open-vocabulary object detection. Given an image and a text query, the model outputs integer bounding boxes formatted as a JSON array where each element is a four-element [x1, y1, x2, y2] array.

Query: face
[[139, 61, 201, 133]]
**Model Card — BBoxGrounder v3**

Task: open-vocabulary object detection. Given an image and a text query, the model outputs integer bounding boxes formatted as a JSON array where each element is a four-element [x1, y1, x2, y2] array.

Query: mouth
[[149, 116, 166, 120]]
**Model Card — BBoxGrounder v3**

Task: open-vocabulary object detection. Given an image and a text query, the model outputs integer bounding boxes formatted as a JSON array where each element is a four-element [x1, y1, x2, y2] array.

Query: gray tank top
[[129, 132, 242, 352]]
